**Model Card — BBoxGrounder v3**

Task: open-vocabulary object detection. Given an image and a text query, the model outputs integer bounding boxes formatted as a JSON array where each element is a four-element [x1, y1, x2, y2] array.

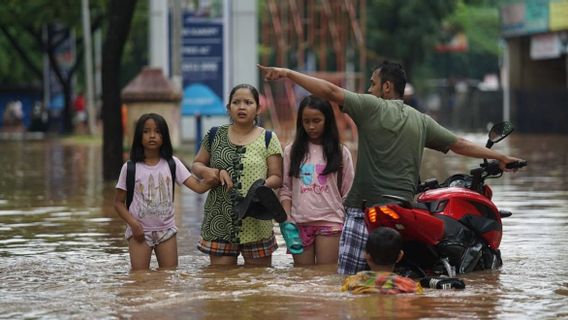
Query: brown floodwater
[[1, 133, 567, 319]]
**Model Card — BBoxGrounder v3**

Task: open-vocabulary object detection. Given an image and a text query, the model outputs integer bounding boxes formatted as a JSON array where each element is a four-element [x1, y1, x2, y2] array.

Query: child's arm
[[281, 199, 293, 221], [113, 189, 144, 242], [341, 145, 355, 199], [278, 145, 293, 221], [183, 175, 212, 194], [192, 145, 221, 186]]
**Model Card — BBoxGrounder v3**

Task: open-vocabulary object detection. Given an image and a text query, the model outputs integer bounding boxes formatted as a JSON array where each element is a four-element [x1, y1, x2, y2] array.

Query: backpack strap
[[208, 126, 219, 150], [126, 160, 135, 210], [264, 129, 272, 149], [167, 157, 176, 202]]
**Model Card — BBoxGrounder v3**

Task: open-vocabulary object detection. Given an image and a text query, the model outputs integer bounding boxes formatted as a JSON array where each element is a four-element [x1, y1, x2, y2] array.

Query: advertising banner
[[550, 0, 568, 31], [181, 0, 226, 116], [500, 0, 549, 36]]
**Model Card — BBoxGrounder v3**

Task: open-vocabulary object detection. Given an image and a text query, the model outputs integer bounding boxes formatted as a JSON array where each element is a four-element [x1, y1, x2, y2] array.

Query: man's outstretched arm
[[258, 64, 346, 105], [450, 137, 523, 172]]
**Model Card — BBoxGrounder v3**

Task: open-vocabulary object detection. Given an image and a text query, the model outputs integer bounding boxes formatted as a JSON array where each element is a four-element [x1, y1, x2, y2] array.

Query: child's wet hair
[[130, 113, 173, 162], [366, 227, 402, 266], [289, 95, 341, 177]]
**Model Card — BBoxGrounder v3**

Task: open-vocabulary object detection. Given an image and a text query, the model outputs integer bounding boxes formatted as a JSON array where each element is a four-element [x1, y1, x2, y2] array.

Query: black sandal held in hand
[[233, 179, 287, 223]]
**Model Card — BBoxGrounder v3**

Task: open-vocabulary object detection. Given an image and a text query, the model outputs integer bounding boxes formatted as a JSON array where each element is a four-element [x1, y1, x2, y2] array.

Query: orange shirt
[[341, 271, 423, 295]]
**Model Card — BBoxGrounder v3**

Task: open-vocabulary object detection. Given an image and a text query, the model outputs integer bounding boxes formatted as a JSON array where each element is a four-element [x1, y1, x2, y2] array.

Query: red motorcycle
[[364, 122, 527, 277]]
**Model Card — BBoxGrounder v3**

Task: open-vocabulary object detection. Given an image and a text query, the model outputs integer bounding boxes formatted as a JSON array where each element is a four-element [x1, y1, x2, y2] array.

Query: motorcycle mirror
[[486, 121, 514, 148]]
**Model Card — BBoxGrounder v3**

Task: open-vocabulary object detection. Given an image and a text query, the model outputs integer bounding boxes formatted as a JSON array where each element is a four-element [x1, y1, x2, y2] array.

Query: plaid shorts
[[337, 207, 370, 275], [197, 234, 278, 259]]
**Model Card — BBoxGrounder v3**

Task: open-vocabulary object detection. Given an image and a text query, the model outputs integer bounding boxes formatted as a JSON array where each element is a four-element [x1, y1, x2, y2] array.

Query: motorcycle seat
[[381, 194, 431, 211], [412, 202, 431, 211]]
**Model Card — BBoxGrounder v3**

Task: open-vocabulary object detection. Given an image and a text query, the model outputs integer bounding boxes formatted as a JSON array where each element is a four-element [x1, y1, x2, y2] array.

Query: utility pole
[[149, 0, 169, 76], [42, 25, 50, 115], [82, 0, 97, 134], [171, 0, 182, 89]]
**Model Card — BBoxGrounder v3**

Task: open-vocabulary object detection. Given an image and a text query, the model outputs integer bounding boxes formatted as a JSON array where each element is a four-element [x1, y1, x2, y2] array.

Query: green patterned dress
[[200, 125, 283, 244]]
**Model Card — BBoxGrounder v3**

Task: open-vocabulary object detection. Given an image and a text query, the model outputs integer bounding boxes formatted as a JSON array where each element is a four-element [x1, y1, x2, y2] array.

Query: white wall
[[181, 116, 228, 141]]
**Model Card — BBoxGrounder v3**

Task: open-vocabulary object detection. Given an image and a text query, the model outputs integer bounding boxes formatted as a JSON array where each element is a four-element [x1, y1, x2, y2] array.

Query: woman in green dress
[[191, 84, 283, 267]]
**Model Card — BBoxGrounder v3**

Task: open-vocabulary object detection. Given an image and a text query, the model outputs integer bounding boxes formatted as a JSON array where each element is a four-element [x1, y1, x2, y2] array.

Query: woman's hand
[[219, 169, 234, 190]]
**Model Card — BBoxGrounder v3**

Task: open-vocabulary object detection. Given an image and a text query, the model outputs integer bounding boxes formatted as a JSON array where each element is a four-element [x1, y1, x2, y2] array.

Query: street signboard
[[181, 1, 226, 116]]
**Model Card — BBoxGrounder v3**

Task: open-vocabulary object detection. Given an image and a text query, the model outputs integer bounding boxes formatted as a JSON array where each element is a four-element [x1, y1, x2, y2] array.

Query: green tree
[[102, 0, 139, 181], [0, 0, 105, 134], [366, 0, 458, 80], [0, 0, 143, 180], [428, 1, 501, 79]]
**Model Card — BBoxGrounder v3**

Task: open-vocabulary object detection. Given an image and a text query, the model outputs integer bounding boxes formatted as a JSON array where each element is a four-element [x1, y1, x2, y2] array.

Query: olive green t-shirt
[[342, 90, 458, 207]]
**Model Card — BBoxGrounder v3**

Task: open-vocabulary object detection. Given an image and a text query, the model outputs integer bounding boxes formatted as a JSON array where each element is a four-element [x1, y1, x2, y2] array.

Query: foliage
[[101, 0, 139, 180], [365, 0, 458, 80], [0, 0, 105, 85], [421, 1, 501, 80], [119, 0, 148, 86], [0, 0, 146, 136], [365, 0, 501, 83], [0, 0, 146, 89]]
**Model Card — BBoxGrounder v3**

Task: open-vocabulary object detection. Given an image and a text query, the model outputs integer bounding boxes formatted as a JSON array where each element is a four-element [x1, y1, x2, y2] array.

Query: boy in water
[[341, 227, 422, 294]]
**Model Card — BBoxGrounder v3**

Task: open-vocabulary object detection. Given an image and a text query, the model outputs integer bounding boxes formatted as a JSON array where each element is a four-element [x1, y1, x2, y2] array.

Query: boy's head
[[365, 227, 404, 270]]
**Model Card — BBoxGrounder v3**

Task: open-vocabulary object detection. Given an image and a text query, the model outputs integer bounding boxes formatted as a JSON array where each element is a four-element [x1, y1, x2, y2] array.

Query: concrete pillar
[[149, 0, 170, 77], [121, 67, 182, 148], [229, 0, 257, 89]]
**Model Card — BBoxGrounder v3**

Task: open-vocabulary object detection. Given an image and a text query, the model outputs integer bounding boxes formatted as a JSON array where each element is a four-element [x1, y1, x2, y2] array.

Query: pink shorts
[[297, 224, 343, 248]]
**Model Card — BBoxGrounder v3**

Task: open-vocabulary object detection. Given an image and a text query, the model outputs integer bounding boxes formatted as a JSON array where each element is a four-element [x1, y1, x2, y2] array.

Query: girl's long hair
[[130, 113, 173, 162], [289, 95, 342, 178]]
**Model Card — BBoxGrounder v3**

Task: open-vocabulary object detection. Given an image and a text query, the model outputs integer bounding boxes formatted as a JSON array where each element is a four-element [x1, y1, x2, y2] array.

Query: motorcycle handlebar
[[506, 160, 528, 169], [420, 160, 527, 193], [476, 160, 528, 177]]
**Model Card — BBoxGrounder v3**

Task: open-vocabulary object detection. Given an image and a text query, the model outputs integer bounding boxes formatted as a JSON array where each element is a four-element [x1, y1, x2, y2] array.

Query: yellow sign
[[550, 0, 568, 31]]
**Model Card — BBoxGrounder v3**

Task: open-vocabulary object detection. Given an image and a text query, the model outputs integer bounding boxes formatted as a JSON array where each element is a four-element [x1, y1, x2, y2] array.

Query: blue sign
[[181, 8, 226, 116]]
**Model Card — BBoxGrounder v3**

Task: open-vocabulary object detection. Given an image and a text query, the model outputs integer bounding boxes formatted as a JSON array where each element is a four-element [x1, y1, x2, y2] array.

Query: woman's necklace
[[229, 125, 258, 145]]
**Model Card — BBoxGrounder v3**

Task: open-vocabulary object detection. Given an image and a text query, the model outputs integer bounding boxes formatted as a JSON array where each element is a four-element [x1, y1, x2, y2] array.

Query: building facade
[[500, 0, 568, 133]]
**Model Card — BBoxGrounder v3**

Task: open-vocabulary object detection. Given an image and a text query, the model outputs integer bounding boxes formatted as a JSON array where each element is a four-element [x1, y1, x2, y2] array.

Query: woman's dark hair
[[289, 95, 341, 178], [226, 84, 261, 124], [227, 83, 260, 109], [130, 113, 173, 162]]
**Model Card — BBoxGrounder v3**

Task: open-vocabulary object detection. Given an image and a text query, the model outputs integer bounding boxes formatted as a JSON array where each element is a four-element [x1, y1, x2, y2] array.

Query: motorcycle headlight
[[449, 179, 466, 188]]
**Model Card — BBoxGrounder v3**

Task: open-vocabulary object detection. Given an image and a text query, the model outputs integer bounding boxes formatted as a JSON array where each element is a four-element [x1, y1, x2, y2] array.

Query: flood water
[[1, 133, 567, 319]]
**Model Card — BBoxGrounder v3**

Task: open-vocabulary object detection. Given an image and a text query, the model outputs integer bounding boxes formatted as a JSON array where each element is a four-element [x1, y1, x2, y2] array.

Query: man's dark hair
[[366, 227, 403, 266], [375, 61, 407, 98]]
